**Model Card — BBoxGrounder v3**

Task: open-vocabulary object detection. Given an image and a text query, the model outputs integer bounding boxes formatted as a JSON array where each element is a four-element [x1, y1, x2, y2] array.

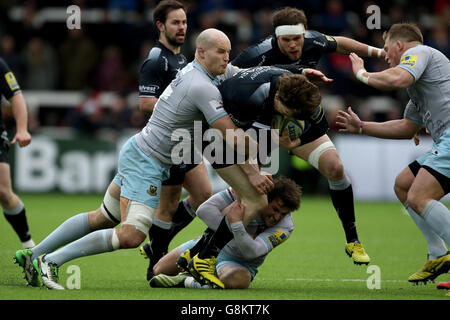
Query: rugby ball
[[271, 114, 304, 140]]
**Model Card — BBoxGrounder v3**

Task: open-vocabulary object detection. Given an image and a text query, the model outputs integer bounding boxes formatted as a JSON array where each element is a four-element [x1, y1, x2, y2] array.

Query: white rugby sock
[[422, 200, 450, 248], [404, 202, 447, 259], [184, 276, 211, 289], [31, 212, 90, 260], [44, 229, 116, 266]]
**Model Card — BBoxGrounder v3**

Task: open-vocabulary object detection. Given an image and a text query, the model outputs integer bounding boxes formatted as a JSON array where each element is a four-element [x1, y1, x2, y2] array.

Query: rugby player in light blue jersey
[[148, 177, 301, 289], [336, 23, 450, 286], [15, 28, 273, 290]]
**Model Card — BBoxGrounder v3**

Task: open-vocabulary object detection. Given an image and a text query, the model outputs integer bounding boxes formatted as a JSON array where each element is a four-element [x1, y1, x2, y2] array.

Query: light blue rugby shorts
[[113, 136, 170, 208], [416, 128, 450, 178]]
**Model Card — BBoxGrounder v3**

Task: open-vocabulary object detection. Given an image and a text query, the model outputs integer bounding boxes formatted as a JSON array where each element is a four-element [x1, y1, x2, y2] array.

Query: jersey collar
[[193, 60, 220, 85]]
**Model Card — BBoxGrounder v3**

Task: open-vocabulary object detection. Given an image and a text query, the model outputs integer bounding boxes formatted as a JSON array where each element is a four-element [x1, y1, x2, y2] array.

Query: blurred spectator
[[0, 35, 25, 83], [128, 40, 154, 90], [66, 90, 105, 135], [23, 36, 58, 90], [102, 92, 133, 131], [59, 29, 99, 90], [425, 20, 449, 57], [313, 0, 350, 34], [94, 45, 126, 91]]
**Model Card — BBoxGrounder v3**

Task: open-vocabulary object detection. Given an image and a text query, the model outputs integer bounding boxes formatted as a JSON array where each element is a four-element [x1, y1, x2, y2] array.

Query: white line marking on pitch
[[261, 278, 407, 283]]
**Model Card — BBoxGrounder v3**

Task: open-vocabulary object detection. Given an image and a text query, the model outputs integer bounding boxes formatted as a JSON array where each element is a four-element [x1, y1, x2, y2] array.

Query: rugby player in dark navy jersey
[[138, 0, 213, 281], [0, 57, 34, 251], [229, 7, 387, 265]]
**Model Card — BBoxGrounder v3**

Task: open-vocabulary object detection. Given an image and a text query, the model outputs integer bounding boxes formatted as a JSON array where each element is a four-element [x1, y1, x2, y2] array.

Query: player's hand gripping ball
[[271, 114, 305, 140]]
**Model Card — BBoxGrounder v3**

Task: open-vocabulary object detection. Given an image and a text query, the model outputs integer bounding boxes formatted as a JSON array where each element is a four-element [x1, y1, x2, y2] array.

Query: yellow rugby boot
[[408, 253, 450, 284], [345, 242, 371, 265], [176, 249, 192, 272], [187, 254, 224, 289]]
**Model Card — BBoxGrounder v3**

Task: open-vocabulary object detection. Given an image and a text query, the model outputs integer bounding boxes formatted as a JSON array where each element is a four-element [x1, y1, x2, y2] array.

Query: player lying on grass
[[336, 23, 450, 286], [149, 176, 301, 289], [231, 6, 387, 265]]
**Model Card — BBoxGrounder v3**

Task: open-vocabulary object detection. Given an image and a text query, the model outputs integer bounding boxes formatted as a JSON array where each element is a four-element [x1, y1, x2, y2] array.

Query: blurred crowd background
[[0, 0, 448, 138]]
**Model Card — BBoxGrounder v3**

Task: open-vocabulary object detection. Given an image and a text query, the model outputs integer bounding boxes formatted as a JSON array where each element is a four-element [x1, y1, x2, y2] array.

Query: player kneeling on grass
[[149, 177, 301, 289]]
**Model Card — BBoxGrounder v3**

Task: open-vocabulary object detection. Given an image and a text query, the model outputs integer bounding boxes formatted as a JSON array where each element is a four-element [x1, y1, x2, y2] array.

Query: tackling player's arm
[[336, 106, 420, 139], [348, 52, 414, 90], [334, 36, 385, 59], [225, 201, 290, 259]]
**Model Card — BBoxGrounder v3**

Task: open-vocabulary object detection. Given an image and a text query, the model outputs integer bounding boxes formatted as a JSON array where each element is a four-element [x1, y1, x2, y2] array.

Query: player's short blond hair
[[383, 23, 423, 44]]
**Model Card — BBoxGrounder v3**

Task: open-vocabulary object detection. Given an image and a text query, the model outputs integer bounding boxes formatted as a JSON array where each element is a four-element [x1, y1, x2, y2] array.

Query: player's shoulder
[[404, 44, 447, 61], [0, 57, 10, 73], [304, 30, 335, 46], [141, 45, 170, 72], [400, 45, 436, 68], [232, 37, 274, 67], [184, 64, 220, 97], [403, 44, 432, 56]]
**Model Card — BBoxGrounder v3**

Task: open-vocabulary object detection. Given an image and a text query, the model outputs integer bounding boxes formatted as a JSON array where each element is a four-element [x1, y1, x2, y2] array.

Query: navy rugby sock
[[198, 217, 233, 259], [4, 200, 31, 243], [329, 178, 359, 243]]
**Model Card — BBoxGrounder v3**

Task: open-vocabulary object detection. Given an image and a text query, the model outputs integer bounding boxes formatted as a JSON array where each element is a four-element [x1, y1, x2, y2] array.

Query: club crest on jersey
[[5, 72, 19, 91], [147, 185, 158, 197], [400, 55, 417, 68]]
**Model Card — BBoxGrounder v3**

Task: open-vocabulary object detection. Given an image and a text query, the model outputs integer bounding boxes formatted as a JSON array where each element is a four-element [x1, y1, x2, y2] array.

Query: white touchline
[[260, 278, 407, 283]]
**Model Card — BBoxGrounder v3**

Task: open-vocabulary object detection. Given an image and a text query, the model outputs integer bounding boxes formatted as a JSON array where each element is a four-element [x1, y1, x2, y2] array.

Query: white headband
[[275, 23, 306, 37]]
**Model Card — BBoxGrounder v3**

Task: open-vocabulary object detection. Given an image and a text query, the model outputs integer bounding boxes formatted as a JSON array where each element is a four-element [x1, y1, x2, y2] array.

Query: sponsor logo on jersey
[[266, 229, 288, 248], [139, 85, 159, 94], [325, 35, 335, 42], [5, 72, 19, 91], [313, 40, 326, 48], [400, 55, 417, 68]]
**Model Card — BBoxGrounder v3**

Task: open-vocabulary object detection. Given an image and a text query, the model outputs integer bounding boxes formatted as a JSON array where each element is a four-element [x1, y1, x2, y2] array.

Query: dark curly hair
[[268, 176, 302, 212], [272, 7, 308, 29], [153, 0, 185, 25], [276, 74, 321, 117]]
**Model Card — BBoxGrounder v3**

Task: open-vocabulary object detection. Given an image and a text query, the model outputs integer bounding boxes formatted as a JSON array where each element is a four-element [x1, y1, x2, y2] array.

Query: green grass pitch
[[1, 193, 449, 300]]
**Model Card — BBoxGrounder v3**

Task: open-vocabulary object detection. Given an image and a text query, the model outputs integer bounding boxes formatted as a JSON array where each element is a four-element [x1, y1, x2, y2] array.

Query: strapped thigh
[[123, 201, 156, 235], [307, 141, 336, 170]]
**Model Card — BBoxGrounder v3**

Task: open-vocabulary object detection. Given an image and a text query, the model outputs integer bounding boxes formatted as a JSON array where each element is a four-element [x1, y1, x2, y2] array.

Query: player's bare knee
[[116, 226, 146, 248], [323, 160, 345, 181], [0, 187, 14, 206], [406, 193, 425, 214], [221, 270, 251, 289]]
